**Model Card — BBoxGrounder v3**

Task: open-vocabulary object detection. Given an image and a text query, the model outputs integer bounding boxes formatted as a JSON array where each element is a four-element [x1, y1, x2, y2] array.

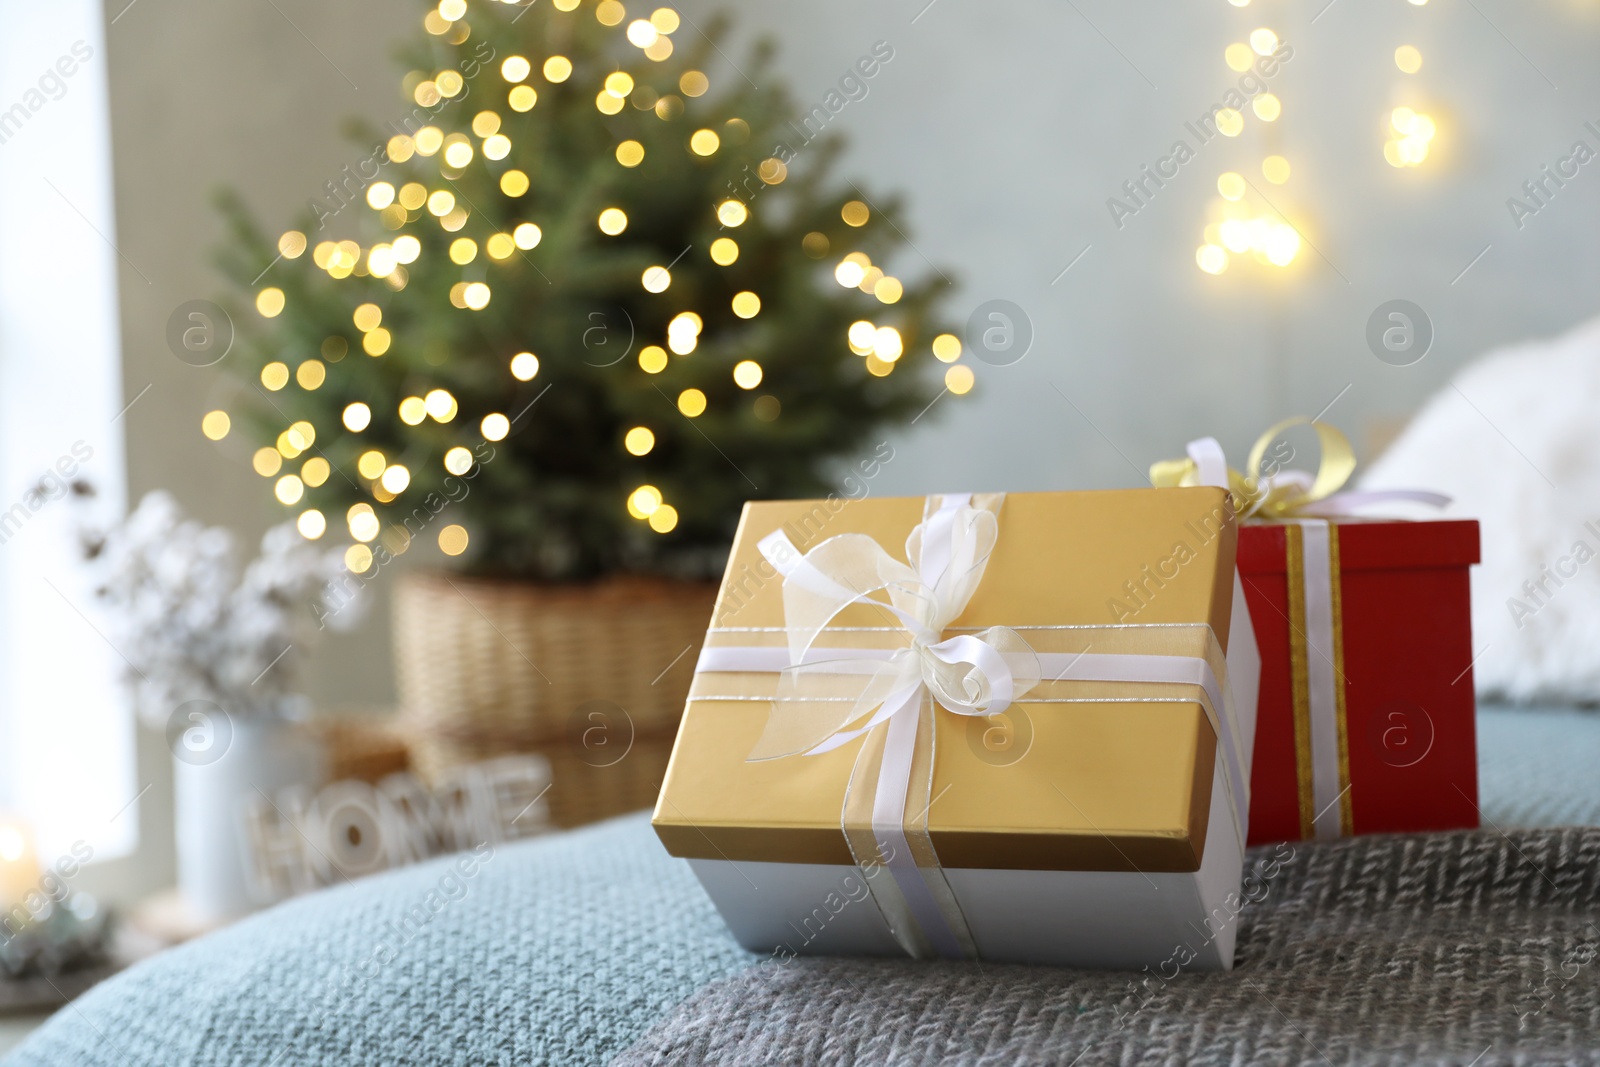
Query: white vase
[[171, 700, 325, 925]]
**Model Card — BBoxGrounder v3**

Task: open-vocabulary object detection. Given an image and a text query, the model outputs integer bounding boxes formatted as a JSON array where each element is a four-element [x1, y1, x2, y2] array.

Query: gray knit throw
[[616, 828, 1600, 1066]]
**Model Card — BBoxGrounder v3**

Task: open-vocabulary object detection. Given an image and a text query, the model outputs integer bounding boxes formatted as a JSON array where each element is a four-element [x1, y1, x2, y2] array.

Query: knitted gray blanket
[[616, 828, 1600, 1066]]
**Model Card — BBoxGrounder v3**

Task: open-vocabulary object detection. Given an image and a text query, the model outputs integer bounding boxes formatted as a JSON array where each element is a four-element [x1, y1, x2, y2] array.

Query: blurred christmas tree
[[214, 0, 968, 582]]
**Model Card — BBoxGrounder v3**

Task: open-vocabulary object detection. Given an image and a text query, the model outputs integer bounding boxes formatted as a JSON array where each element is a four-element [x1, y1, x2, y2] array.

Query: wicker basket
[[393, 571, 718, 828], [306, 712, 412, 783]]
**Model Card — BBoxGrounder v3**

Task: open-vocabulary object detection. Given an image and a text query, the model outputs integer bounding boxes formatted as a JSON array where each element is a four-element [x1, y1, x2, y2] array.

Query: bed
[[5, 702, 1599, 1066]]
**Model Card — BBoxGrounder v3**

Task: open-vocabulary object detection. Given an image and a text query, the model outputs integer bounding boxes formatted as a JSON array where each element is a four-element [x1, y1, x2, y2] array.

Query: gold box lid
[[653, 487, 1238, 874]]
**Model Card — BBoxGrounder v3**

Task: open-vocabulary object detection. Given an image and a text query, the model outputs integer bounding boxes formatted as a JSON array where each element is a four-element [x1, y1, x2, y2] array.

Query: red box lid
[[1237, 519, 1480, 574]]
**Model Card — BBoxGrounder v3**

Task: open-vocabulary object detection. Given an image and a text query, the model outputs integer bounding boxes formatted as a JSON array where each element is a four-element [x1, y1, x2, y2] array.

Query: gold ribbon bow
[[1149, 417, 1358, 521]]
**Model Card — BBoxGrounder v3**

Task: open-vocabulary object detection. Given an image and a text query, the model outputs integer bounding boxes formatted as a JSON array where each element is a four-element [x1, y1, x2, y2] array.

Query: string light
[[677, 388, 706, 417], [297, 509, 326, 539], [201, 411, 230, 440], [348, 503, 380, 542], [624, 426, 655, 455], [253, 448, 282, 477], [616, 140, 645, 167], [642, 266, 671, 293], [605, 72, 634, 98], [627, 484, 663, 518], [439, 525, 470, 555], [481, 413, 510, 441], [627, 20, 659, 48], [847, 321, 876, 354], [381, 465, 411, 494], [1384, 9, 1436, 166], [732, 361, 763, 389], [1195, 11, 1304, 275], [510, 352, 540, 380], [639, 345, 668, 373], [872, 326, 903, 362], [1197, 245, 1229, 275], [425, 389, 457, 421], [275, 475, 304, 505], [689, 129, 720, 156], [1386, 107, 1436, 167]]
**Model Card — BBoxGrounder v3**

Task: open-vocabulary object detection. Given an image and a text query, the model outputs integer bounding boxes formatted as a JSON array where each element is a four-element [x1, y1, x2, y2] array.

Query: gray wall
[[97, 1, 1598, 890], [684, 0, 1600, 496]]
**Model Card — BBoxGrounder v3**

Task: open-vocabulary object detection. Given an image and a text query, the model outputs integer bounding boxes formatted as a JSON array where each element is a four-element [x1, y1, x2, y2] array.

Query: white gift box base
[[687, 578, 1262, 972]]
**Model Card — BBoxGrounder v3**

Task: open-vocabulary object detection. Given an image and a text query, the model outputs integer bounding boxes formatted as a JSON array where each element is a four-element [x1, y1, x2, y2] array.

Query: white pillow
[[1359, 314, 1600, 705]]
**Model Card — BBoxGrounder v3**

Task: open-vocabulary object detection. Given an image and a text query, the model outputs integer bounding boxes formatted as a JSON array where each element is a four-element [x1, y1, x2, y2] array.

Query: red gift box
[[1238, 519, 1481, 845]]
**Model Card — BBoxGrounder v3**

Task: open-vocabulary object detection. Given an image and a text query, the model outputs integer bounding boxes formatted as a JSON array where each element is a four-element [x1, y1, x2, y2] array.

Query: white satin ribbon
[[696, 492, 1248, 960], [692, 641, 1245, 846], [1296, 520, 1344, 841]]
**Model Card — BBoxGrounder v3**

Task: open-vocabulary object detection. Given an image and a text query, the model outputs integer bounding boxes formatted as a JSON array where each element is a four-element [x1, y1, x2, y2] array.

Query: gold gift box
[[653, 487, 1240, 874]]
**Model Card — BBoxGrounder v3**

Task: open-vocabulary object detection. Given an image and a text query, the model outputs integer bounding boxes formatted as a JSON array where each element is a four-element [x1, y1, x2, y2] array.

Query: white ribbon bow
[[746, 494, 1040, 763]]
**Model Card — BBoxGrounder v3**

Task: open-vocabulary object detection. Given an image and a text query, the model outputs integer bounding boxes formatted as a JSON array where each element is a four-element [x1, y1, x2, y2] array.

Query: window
[[0, 0, 134, 859]]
